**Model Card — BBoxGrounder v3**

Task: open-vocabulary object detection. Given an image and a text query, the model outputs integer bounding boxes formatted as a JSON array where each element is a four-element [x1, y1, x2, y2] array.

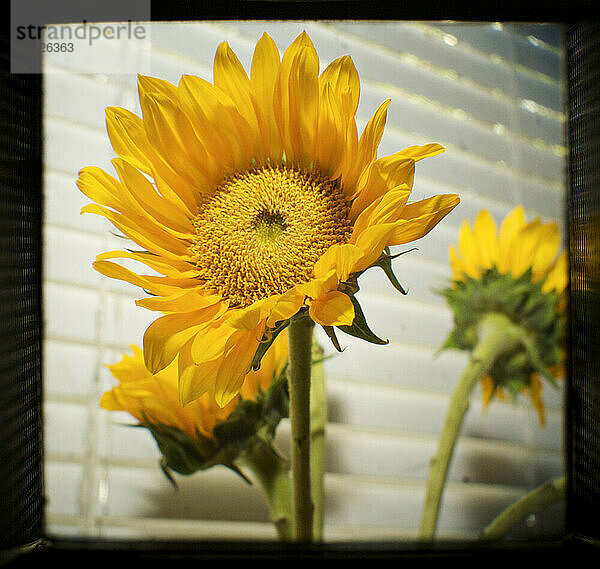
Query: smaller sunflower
[[442, 206, 568, 424], [101, 331, 288, 479]]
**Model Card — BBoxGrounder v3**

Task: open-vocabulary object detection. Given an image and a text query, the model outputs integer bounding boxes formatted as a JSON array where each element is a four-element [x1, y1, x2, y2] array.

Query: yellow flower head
[[101, 330, 288, 475], [78, 32, 459, 407], [101, 345, 235, 439], [443, 206, 568, 424], [449, 205, 567, 295]]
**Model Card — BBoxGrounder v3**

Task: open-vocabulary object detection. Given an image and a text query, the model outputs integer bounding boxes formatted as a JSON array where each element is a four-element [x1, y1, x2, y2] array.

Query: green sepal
[[210, 366, 290, 456], [321, 325, 344, 352], [351, 246, 415, 285], [139, 362, 291, 485], [439, 267, 566, 396], [251, 319, 289, 372], [320, 246, 414, 351], [336, 292, 389, 346], [261, 364, 290, 437], [144, 420, 220, 475], [518, 334, 560, 389], [436, 328, 465, 355], [212, 399, 264, 453], [371, 246, 417, 296], [160, 457, 179, 488]]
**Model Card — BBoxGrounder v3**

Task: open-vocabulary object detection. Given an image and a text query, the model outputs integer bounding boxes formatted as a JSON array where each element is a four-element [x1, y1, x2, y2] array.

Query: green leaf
[[337, 293, 389, 345]]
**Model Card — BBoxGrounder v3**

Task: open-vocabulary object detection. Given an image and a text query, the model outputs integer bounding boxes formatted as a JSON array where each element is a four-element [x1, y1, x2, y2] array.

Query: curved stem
[[480, 476, 566, 541], [287, 311, 314, 542], [418, 313, 523, 542], [237, 437, 293, 541]]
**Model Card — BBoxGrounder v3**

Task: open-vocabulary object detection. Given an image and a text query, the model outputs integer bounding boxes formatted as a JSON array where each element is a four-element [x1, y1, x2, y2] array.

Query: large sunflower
[[443, 206, 568, 424], [78, 31, 459, 407]]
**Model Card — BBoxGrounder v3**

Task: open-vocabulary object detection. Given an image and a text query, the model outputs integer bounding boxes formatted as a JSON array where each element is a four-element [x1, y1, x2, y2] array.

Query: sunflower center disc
[[191, 166, 352, 307], [253, 210, 288, 242]]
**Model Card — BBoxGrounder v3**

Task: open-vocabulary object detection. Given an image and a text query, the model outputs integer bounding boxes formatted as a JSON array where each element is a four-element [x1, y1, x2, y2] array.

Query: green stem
[[418, 312, 523, 542], [238, 437, 293, 541], [310, 341, 327, 542], [287, 311, 315, 542], [480, 476, 566, 541]]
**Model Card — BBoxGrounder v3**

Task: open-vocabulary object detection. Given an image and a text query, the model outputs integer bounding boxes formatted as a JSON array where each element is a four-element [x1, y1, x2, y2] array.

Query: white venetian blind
[[43, 20, 567, 541]]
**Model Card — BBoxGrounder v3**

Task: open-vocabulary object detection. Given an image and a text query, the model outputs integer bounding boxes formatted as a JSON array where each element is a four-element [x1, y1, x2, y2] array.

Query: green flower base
[[440, 267, 565, 397]]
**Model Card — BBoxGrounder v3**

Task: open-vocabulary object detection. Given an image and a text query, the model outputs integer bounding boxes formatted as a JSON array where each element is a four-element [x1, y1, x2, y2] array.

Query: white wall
[[43, 20, 567, 541]]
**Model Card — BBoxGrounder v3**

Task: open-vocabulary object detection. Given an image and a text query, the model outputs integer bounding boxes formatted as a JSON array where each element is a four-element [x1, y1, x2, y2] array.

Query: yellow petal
[[349, 153, 415, 220], [105, 107, 153, 174], [351, 184, 412, 239], [180, 322, 263, 407], [320, 55, 360, 118], [227, 296, 279, 330], [449, 244, 468, 281], [77, 166, 126, 212], [112, 158, 196, 235], [542, 250, 568, 294], [141, 93, 216, 204], [143, 310, 220, 374], [99, 389, 121, 411], [136, 289, 223, 313], [241, 329, 288, 399], [481, 375, 494, 411], [93, 259, 183, 297], [308, 290, 355, 326], [190, 321, 232, 365], [313, 242, 364, 282], [213, 41, 259, 140], [137, 74, 178, 101], [528, 374, 546, 426], [282, 31, 317, 62], [79, 164, 195, 253], [351, 223, 398, 274], [296, 269, 338, 300], [472, 210, 497, 270], [510, 219, 542, 279], [215, 327, 263, 407], [531, 222, 560, 282], [266, 288, 305, 327], [497, 205, 526, 273], [395, 143, 445, 162], [345, 99, 390, 192], [314, 82, 345, 178], [250, 32, 282, 162], [457, 219, 482, 280], [81, 203, 190, 260], [95, 249, 198, 280], [387, 194, 460, 245], [273, 33, 319, 164], [178, 337, 221, 405], [178, 74, 253, 174], [287, 44, 320, 166], [319, 56, 360, 180]]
